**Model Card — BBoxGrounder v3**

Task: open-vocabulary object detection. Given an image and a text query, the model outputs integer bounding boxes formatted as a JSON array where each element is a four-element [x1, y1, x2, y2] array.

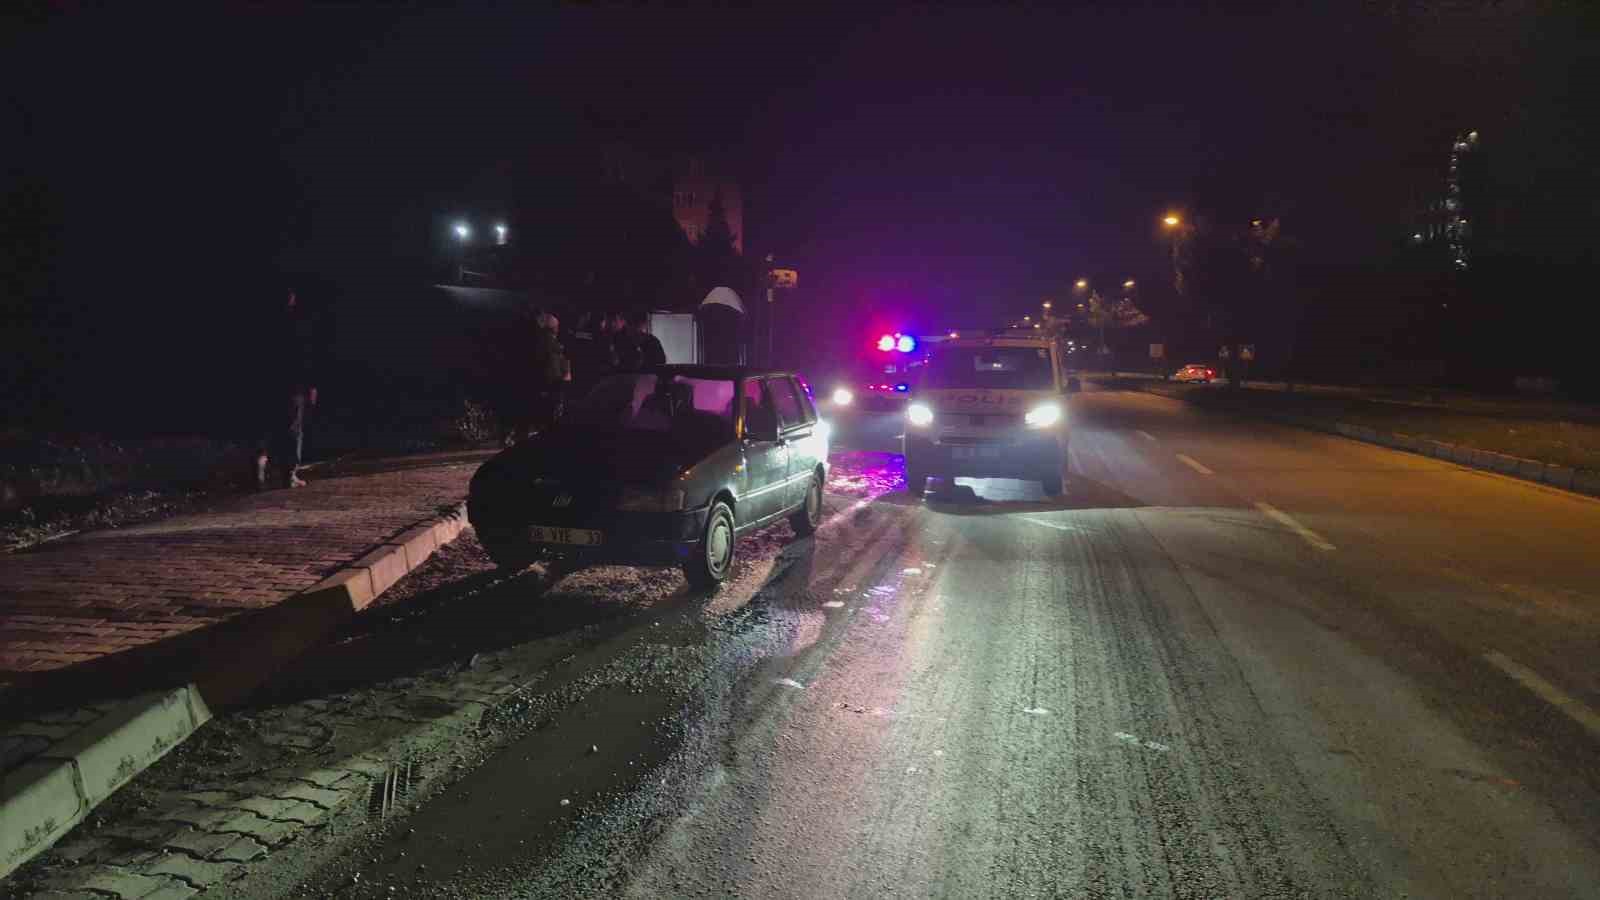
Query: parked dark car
[[468, 367, 830, 588]]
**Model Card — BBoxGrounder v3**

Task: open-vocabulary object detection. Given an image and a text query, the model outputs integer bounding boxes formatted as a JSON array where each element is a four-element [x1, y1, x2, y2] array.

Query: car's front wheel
[[684, 500, 736, 590], [790, 470, 823, 536]]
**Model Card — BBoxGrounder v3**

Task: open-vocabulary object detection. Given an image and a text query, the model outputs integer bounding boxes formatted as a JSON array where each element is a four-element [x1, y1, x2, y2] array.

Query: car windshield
[[924, 346, 1054, 391], [565, 374, 737, 443]]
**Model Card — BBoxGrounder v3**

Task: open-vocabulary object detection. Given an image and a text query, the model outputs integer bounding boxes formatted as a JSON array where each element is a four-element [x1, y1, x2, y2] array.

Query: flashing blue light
[[896, 334, 916, 353], [894, 383, 909, 392]]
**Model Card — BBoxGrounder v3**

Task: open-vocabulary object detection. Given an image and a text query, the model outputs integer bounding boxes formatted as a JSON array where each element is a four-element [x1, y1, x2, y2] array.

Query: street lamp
[[1074, 278, 1088, 290], [1123, 279, 1135, 289], [1041, 301, 1052, 310], [1162, 214, 1181, 228], [494, 223, 508, 245]]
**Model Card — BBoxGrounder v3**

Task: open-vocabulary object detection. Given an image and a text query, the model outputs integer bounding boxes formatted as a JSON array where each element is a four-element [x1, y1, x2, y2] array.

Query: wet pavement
[[9, 391, 1600, 898]]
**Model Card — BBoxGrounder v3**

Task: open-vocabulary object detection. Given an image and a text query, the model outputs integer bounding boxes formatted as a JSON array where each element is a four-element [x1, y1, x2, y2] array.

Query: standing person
[[256, 288, 318, 489], [610, 310, 640, 371], [625, 310, 667, 368], [567, 311, 617, 396], [513, 310, 568, 442]]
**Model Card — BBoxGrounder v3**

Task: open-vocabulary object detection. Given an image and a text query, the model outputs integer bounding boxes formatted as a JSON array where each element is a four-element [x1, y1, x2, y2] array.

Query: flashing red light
[[876, 334, 896, 352]]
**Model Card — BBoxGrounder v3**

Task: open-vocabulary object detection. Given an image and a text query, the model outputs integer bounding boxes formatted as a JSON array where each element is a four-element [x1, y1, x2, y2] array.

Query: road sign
[[1149, 343, 1165, 359], [768, 268, 798, 289], [1239, 344, 1256, 361]]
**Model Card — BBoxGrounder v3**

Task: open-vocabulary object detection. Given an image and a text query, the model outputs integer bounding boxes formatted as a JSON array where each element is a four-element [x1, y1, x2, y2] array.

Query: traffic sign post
[[763, 261, 798, 366]]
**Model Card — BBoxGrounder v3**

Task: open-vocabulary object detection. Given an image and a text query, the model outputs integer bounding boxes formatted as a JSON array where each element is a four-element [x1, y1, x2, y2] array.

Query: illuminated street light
[[1023, 315, 1031, 322], [494, 223, 508, 245], [1162, 214, 1181, 228], [1042, 301, 1052, 309], [454, 222, 471, 240], [1074, 278, 1088, 290], [1123, 279, 1135, 289]]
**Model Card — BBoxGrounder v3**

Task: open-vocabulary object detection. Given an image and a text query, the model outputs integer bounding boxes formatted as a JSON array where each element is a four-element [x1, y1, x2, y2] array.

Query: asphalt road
[[252, 387, 1600, 899], [617, 387, 1600, 898]]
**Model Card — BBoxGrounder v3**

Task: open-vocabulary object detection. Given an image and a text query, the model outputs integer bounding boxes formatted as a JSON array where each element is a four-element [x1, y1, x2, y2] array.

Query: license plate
[[952, 446, 1002, 460], [528, 526, 604, 546]]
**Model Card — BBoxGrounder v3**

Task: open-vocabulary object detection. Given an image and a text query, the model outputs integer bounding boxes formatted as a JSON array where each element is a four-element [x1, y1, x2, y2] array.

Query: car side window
[[769, 378, 806, 429], [742, 378, 777, 437], [790, 376, 818, 423]]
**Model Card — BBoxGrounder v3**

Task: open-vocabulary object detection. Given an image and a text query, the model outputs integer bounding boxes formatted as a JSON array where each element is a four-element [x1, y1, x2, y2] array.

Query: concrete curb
[[0, 501, 471, 880], [1128, 384, 1600, 500]]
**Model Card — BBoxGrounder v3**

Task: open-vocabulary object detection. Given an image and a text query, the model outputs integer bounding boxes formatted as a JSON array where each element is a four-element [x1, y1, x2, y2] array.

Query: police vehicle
[[901, 332, 1078, 497]]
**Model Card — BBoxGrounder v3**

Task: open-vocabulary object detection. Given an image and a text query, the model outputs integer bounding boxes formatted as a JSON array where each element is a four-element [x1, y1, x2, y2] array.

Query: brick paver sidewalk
[[0, 451, 491, 709]]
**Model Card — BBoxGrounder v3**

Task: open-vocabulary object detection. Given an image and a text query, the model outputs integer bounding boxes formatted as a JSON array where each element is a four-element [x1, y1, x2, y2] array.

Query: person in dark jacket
[[257, 288, 318, 489], [508, 311, 568, 443], [567, 311, 618, 396], [625, 310, 667, 368]]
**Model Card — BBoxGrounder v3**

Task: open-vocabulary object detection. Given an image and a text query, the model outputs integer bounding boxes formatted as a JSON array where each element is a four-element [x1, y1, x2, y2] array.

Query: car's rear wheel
[[684, 500, 736, 590], [790, 470, 823, 536]]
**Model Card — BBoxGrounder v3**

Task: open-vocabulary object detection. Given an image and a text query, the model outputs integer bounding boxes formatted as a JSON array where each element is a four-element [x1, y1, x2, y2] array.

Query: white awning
[[700, 286, 745, 315]]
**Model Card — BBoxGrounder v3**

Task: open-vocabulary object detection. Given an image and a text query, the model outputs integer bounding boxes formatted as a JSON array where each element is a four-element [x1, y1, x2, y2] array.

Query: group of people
[[254, 289, 674, 490], [502, 307, 667, 445]]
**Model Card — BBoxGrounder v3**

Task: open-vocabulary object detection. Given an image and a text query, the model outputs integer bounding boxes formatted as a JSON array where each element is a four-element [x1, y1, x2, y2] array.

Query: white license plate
[[528, 526, 604, 546], [952, 446, 1003, 460]]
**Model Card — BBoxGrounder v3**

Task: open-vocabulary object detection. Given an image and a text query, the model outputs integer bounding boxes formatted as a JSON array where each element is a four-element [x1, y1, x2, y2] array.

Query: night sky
[[5, 3, 1596, 421]]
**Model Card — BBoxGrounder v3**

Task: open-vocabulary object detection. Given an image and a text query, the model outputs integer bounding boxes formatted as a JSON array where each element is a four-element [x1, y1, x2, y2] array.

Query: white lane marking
[[1137, 430, 1158, 442], [1020, 517, 1080, 533], [1254, 501, 1336, 551], [902, 567, 922, 575], [774, 678, 806, 690], [1483, 651, 1600, 740], [822, 600, 845, 609], [1176, 453, 1215, 475], [1114, 731, 1170, 752], [1022, 707, 1052, 716]]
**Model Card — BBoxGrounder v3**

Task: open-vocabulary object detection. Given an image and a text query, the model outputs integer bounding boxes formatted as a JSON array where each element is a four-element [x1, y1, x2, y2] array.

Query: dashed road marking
[[1022, 707, 1052, 716], [1137, 430, 1157, 442], [774, 678, 806, 690], [1254, 501, 1336, 551], [1020, 517, 1080, 533], [1176, 454, 1215, 475], [1483, 651, 1600, 740]]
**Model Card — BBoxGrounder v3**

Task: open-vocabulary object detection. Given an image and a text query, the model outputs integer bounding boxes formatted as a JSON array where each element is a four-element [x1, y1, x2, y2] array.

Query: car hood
[[917, 388, 1055, 414], [482, 427, 714, 486]]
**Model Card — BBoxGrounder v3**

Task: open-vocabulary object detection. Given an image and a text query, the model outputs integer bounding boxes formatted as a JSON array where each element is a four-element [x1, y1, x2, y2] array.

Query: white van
[[901, 334, 1077, 496]]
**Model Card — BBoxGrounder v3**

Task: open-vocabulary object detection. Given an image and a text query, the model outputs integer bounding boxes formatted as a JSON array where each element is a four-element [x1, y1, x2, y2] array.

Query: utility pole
[[763, 254, 798, 368]]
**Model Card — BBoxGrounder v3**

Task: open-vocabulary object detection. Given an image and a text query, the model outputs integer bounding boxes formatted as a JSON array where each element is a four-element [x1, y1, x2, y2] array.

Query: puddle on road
[[319, 684, 679, 896]]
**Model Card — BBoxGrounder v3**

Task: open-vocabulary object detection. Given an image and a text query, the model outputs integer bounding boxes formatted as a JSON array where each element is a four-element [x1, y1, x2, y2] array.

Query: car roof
[[643, 364, 795, 380]]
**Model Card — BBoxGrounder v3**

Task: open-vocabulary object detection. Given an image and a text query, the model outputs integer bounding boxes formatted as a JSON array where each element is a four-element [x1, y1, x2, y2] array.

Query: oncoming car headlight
[[906, 403, 935, 427], [1025, 402, 1063, 428], [831, 386, 854, 406], [617, 486, 686, 512]]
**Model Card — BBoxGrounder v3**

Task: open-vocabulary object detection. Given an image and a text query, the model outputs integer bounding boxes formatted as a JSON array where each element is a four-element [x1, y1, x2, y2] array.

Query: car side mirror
[[745, 408, 779, 441], [1065, 377, 1082, 394]]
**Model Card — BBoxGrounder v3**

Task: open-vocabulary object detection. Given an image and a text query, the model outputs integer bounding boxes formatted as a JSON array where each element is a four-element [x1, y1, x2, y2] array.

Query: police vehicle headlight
[[617, 486, 686, 512], [1025, 402, 1063, 428], [831, 387, 854, 406], [906, 403, 935, 427]]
